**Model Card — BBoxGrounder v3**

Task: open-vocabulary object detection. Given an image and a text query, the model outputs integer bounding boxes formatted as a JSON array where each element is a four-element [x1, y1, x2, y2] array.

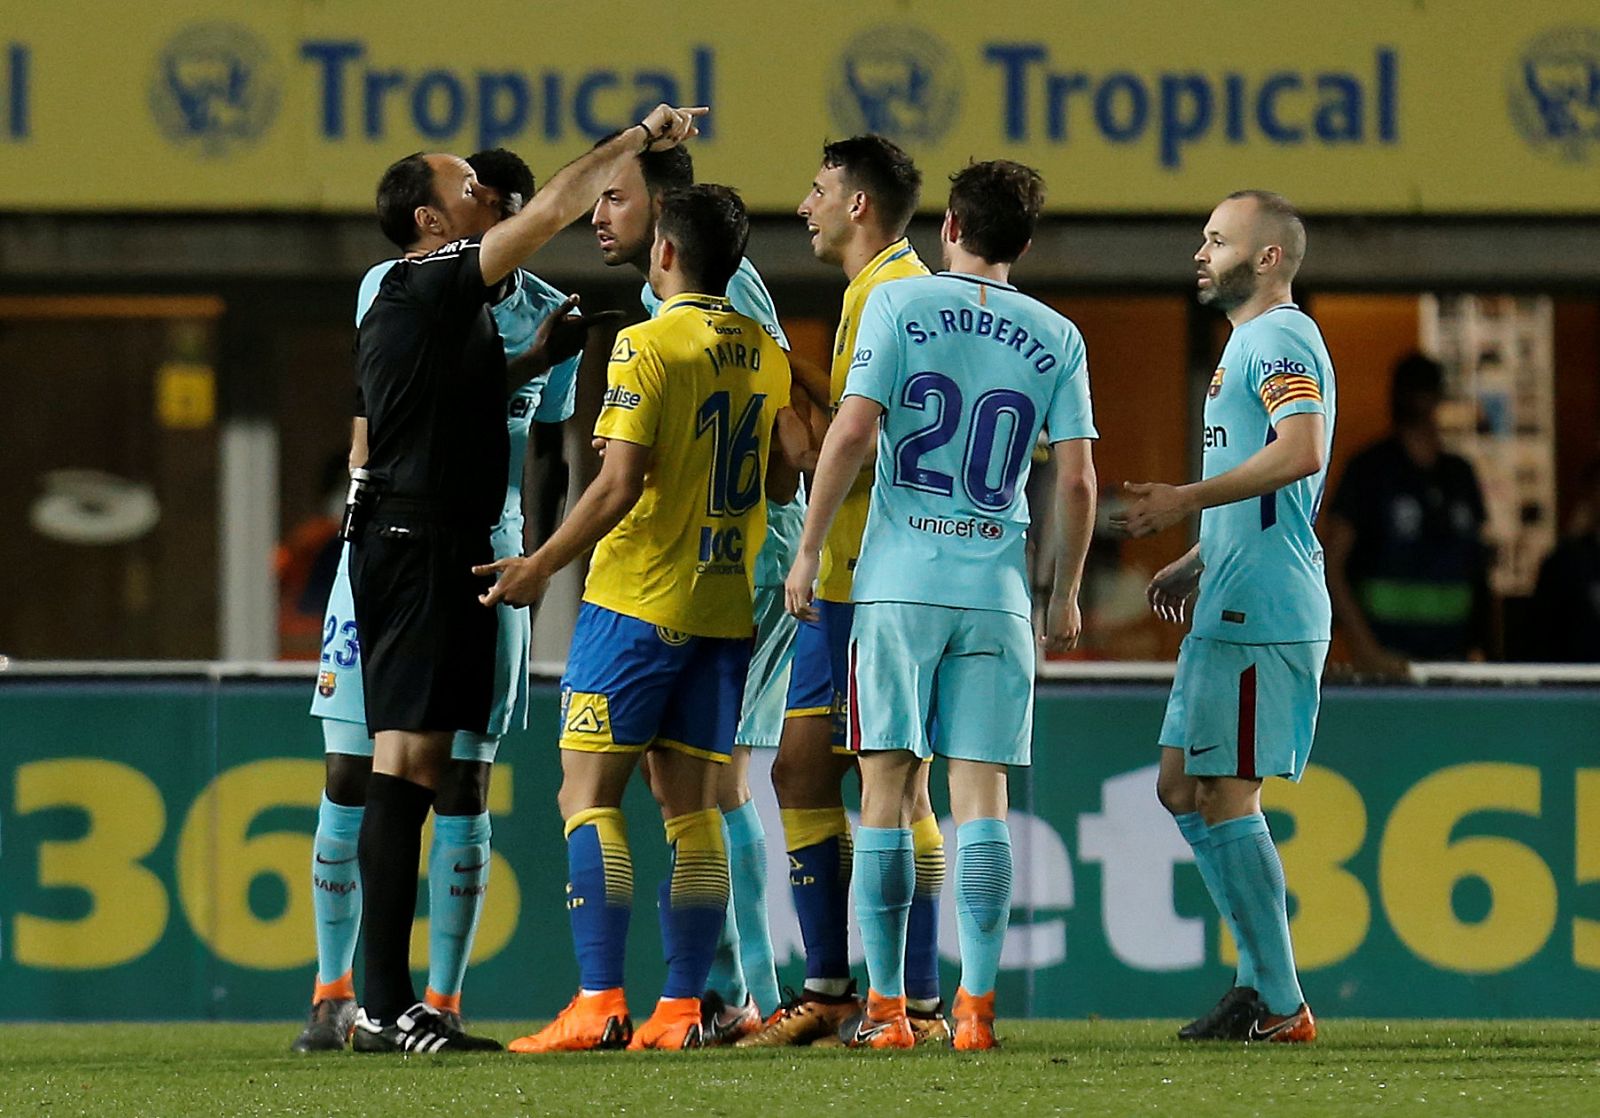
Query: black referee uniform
[[352, 234, 510, 733], [349, 233, 510, 1033]]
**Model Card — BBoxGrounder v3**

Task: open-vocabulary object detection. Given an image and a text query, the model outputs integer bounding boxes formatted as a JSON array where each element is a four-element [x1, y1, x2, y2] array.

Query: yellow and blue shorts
[[784, 598, 853, 754], [1159, 635, 1328, 781], [847, 602, 1033, 767], [560, 602, 751, 763]]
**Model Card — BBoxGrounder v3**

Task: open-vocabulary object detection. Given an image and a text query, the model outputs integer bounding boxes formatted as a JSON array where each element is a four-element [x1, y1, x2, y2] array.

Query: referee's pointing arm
[[476, 104, 707, 286]]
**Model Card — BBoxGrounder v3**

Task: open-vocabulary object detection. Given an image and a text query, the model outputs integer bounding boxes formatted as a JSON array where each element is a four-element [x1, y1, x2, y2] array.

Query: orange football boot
[[508, 988, 632, 1052], [628, 996, 704, 1050], [951, 987, 998, 1051], [1248, 1003, 1317, 1044], [843, 990, 916, 1050]]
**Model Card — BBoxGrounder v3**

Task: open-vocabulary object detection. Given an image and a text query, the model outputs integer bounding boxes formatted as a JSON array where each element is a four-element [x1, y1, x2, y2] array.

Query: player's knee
[[324, 753, 372, 807], [435, 760, 491, 816], [1155, 768, 1197, 817]]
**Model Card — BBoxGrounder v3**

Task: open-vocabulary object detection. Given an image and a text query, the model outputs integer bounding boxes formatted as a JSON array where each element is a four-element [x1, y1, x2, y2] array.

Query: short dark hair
[[657, 184, 748, 294], [1224, 189, 1307, 277], [947, 160, 1044, 264], [594, 132, 695, 195], [375, 152, 437, 250], [821, 135, 921, 236], [1391, 352, 1445, 425], [466, 147, 535, 215]]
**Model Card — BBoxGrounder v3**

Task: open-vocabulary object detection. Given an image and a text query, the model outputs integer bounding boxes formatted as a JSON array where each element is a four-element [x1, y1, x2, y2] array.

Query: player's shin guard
[[954, 818, 1013, 997], [312, 794, 364, 990], [781, 807, 853, 992], [357, 774, 435, 1021], [564, 807, 634, 991], [1174, 811, 1257, 989], [704, 815, 749, 1007], [659, 809, 730, 999], [725, 799, 781, 1013], [1209, 813, 1304, 1014], [906, 813, 945, 1008], [853, 827, 915, 999], [426, 811, 491, 1007]]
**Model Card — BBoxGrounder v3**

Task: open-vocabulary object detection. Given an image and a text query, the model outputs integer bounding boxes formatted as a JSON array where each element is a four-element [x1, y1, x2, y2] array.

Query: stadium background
[[0, 1, 1597, 1022]]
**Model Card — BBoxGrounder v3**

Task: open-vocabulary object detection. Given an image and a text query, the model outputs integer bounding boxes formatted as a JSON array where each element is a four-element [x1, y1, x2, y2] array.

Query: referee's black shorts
[[350, 506, 497, 735]]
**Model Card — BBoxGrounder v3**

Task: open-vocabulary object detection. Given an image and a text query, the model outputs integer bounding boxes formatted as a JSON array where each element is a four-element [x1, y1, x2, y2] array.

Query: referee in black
[[347, 103, 705, 1053]]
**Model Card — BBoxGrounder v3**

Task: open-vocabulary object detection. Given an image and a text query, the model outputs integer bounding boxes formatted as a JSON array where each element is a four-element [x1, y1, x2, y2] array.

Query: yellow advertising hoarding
[[1, 1, 1597, 213]]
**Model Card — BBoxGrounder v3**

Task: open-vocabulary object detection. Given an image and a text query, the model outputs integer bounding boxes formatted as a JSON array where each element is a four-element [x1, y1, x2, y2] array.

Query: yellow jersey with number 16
[[817, 238, 929, 603], [585, 292, 792, 638]]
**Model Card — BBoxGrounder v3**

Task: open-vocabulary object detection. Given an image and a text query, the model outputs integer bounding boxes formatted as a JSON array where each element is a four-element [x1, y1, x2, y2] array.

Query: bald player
[[1116, 190, 1334, 1044]]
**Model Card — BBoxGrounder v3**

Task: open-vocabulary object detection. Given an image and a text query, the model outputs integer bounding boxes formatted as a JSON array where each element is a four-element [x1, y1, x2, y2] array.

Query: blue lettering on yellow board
[[4, 42, 30, 140], [984, 44, 1399, 168], [298, 41, 715, 150]]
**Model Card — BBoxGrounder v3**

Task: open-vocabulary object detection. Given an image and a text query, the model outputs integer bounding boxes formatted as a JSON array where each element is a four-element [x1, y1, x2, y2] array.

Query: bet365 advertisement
[[0, 2, 1597, 212], [0, 676, 1594, 1020]]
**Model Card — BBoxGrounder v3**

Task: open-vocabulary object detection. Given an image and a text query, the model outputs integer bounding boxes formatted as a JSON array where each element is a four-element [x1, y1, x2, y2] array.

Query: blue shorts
[[784, 598, 853, 753], [560, 602, 751, 764], [1159, 635, 1328, 781], [735, 584, 798, 749], [310, 537, 528, 764], [848, 602, 1034, 767]]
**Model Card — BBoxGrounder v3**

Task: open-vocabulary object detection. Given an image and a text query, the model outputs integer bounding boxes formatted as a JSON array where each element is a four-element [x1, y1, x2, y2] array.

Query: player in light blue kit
[[786, 161, 1098, 1050], [590, 138, 814, 1042], [292, 149, 585, 1052], [1117, 190, 1335, 1045]]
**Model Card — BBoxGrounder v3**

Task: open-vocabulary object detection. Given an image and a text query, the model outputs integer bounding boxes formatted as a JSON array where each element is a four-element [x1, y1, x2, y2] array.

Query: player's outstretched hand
[[784, 553, 821, 622], [639, 104, 708, 150], [1147, 551, 1203, 625], [474, 555, 549, 608], [1041, 593, 1082, 655], [1111, 480, 1193, 539]]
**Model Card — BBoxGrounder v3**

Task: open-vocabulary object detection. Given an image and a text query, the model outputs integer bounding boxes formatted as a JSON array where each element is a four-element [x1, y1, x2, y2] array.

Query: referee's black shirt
[[356, 236, 510, 528]]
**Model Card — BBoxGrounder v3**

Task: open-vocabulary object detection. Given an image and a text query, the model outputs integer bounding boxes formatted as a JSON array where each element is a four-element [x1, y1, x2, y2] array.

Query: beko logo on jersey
[[1260, 357, 1310, 377], [603, 385, 642, 409], [909, 515, 1003, 540]]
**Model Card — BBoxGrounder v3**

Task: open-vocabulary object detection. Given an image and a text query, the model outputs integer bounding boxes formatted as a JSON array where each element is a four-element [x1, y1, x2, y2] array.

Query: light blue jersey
[[844, 272, 1098, 619], [1194, 304, 1336, 643], [643, 255, 803, 588]]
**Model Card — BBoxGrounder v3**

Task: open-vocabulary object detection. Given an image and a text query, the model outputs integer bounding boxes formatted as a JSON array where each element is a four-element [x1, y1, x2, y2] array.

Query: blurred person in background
[[276, 452, 348, 660], [1533, 457, 1600, 662], [1323, 353, 1490, 674]]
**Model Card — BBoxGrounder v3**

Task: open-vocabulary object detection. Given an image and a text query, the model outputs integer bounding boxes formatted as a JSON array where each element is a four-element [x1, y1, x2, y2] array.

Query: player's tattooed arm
[[1147, 543, 1203, 625], [1043, 437, 1097, 654], [1114, 412, 1325, 538], [785, 394, 881, 620]]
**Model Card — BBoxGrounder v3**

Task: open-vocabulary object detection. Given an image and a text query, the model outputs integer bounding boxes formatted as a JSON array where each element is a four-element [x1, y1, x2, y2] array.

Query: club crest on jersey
[[1208, 366, 1226, 398], [317, 670, 337, 698]]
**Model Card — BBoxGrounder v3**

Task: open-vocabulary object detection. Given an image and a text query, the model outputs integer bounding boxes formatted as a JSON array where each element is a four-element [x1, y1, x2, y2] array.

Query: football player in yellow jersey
[[477, 185, 797, 1051], [740, 136, 949, 1047]]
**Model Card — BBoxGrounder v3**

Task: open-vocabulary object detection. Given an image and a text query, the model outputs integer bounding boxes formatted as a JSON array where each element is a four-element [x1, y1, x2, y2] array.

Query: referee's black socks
[[358, 772, 437, 1022]]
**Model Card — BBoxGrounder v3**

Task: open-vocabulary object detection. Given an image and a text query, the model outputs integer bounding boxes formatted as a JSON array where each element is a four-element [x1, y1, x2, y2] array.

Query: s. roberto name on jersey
[[899, 306, 1062, 374]]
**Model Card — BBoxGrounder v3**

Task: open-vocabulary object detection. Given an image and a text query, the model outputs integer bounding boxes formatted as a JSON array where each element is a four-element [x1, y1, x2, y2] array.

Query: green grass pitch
[[2, 1020, 1594, 1117]]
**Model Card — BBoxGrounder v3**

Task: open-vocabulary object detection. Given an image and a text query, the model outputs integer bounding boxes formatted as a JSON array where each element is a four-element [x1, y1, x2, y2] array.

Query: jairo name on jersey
[[1204, 425, 1228, 449], [909, 514, 1004, 540], [703, 341, 762, 374], [905, 309, 1058, 374]]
